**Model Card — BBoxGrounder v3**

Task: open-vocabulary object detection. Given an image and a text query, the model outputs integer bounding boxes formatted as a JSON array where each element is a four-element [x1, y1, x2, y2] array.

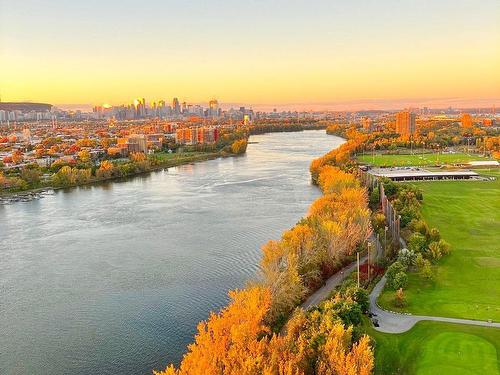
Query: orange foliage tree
[[155, 287, 374, 375], [155, 133, 374, 375]]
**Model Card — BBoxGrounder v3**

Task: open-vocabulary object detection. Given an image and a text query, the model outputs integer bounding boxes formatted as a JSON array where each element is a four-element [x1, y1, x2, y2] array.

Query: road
[[369, 276, 500, 333]]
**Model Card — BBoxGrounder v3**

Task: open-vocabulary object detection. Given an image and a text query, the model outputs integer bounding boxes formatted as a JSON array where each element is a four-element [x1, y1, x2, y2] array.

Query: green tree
[[391, 272, 408, 290], [386, 261, 407, 290], [20, 166, 41, 187]]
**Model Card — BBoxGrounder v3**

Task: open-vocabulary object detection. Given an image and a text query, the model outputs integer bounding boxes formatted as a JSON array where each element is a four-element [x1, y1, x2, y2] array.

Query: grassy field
[[357, 152, 493, 167], [153, 151, 214, 161], [364, 319, 500, 375], [379, 170, 500, 321]]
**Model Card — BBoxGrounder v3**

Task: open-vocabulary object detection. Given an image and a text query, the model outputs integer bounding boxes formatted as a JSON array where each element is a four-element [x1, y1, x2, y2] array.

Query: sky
[[1, 0, 499, 110]]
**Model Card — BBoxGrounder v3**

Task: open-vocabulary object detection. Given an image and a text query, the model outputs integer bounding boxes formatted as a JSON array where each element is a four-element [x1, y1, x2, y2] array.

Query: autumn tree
[[130, 152, 147, 162], [77, 149, 91, 163], [96, 160, 116, 179], [11, 149, 24, 164], [154, 286, 272, 375], [394, 288, 406, 307], [318, 166, 360, 195], [231, 139, 248, 154], [156, 288, 374, 375]]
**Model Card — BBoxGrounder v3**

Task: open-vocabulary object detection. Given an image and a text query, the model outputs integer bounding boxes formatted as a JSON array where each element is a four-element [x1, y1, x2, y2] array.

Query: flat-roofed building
[[368, 167, 479, 181]]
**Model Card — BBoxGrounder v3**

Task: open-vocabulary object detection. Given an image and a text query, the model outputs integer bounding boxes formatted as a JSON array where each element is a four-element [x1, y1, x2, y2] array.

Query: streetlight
[[384, 225, 388, 256], [357, 251, 360, 288], [367, 242, 372, 281]]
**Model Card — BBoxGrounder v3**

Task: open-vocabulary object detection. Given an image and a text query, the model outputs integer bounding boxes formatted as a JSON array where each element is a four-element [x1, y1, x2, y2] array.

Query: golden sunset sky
[[1, 0, 499, 109]]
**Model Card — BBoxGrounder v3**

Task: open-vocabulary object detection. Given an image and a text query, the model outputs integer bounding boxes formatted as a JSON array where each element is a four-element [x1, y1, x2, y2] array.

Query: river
[[0, 130, 343, 375]]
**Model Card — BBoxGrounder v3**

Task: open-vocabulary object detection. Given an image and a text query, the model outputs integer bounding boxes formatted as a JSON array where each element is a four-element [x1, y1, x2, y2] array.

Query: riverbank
[[0, 130, 342, 374], [1, 127, 325, 200], [0, 150, 228, 202]]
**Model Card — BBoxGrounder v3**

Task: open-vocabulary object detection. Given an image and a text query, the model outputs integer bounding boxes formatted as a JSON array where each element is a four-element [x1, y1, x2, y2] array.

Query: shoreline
[[1, 127, 328, 202], [0, 151, 229, 202]]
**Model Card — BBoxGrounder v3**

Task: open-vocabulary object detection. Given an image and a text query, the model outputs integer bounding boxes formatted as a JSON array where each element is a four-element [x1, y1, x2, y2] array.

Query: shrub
[[407, 232, 427, 254], [397, 248, 416, 268], [391, 272, 408, 290], [428, 241, 442, 260], [421, 259, 433, 281], [369, 186, 380, 206], [382, 178, 398, 197], [386, 261, 408, 290], [372, 212, 386, 232], [438, 239, 451, 256], [408, 219, 429, 237], [415, 253, 425, 270], [398, 206, 421, 227], [394, 288, 406, 307], [429, 227, 441, 242]]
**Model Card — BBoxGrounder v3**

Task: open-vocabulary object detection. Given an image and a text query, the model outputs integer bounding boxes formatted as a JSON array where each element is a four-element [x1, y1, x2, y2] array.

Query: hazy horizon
[[52, 97, 500, 113]]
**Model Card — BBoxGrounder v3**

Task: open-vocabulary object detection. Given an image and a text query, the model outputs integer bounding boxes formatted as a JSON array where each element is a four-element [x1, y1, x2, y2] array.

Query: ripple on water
[[0, 131, 344, 374]]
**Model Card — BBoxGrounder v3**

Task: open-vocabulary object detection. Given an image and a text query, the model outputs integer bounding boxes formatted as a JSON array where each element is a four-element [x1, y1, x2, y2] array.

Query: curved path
[[280, 253, 368, 336], [301, 254, 367, 310], [369, 276, 500, 333]]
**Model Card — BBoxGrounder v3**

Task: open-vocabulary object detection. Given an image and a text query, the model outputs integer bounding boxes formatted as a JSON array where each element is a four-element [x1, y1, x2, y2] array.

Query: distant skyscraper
[[395, 111, 416, 135], [208, 98, 219, 118], [172, 98, 181, 115], [460, 113, 473, 128]]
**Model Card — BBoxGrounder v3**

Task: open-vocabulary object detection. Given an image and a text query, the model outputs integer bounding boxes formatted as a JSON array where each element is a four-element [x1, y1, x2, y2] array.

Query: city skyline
[[1, 0, 499, 107]]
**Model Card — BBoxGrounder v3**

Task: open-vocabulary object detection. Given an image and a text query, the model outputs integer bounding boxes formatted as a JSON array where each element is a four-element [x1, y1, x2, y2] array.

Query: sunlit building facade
[[395, 111, 416, 135]]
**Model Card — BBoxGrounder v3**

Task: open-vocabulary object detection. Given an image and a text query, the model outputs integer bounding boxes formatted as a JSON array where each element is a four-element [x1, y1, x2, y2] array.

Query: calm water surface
[[0, 130, 343, 375]]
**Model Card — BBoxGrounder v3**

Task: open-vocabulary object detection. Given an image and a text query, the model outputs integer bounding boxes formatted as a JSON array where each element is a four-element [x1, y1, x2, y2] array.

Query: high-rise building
[[395, 111, 416, 135], [208, 99, 219, 118], [172, 98, 181, 115], [460, 113, 473, 128]]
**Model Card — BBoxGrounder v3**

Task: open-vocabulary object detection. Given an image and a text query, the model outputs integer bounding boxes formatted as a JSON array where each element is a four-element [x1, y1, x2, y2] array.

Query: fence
[[357, 169, 402, 253], [379, 183, 401, 250]]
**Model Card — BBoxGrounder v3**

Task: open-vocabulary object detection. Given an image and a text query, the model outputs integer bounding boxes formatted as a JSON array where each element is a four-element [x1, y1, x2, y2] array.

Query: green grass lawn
[[153, 151, 212, 161], [379, 170, 500, 321], [364, 319, 500, 375], [357, 152, 493, 167]]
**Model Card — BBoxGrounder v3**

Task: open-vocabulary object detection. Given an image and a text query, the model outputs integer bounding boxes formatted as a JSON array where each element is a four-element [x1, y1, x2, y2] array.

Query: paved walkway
[[301, 254, 367, 310], [369, 276, 500, 333], [280, 253, 367, 336]]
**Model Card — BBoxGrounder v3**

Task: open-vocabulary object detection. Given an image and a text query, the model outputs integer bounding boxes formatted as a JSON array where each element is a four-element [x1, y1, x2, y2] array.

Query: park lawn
[[153, 151, 211, 161], [356, 152, 493, 167], [363, 319, 500, 375], [379, 170, 500, 321]]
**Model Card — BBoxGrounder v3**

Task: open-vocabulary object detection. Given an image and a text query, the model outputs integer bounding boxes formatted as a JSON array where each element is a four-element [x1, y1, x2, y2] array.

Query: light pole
[[357, 251, 360, 288], [384, 225, 388, 256], [367, 242, 372, 281]]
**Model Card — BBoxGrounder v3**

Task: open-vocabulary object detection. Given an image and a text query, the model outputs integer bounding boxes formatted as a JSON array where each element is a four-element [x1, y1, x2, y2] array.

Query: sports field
[[365, 320, 500, 375], [357, 152, 493, 167], [379, 170, 500, 321]]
